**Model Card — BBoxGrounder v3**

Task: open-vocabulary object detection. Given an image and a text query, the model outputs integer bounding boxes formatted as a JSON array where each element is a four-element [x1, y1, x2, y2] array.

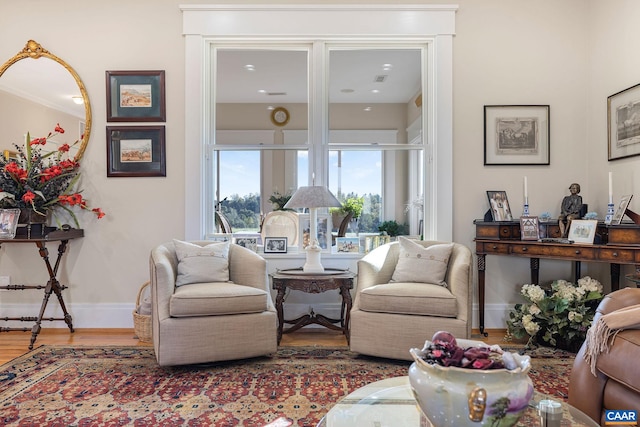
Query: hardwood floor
[[0, 328, 509, 366]]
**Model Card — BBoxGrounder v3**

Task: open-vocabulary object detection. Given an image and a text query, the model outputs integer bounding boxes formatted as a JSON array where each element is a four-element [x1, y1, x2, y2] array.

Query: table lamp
[[284, 186, 342, 273]]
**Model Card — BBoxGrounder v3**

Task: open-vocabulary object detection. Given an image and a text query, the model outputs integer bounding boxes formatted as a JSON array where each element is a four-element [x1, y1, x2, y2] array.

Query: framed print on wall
[[106, 126, 166, 177], [484, 105, 550, 165], [106, 70, 166, 122], [608, 83, 640, 161]]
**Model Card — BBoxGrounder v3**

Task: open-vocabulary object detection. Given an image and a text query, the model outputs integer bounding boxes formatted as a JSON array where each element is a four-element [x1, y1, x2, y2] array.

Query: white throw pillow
[[390, 237, 453, 287], [173, 239, 231, 286]]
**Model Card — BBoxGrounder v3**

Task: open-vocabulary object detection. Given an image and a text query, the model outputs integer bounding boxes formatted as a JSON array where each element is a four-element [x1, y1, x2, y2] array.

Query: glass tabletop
[[317, 376, 598, 427]]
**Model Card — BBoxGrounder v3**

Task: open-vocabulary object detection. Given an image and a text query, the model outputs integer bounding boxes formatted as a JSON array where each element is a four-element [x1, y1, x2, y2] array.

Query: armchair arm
[[149, 243, 179, 322], [228, 244, 268, 292], [354, 242, 400, 305]]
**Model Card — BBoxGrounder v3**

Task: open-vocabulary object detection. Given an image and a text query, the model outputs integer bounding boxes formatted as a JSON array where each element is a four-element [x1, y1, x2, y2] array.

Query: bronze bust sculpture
[[558, 183, 583, 237]]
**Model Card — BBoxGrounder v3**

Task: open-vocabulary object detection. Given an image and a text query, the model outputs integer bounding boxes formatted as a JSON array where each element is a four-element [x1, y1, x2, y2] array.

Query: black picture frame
[[106, 126, 166, 177], [106, 70, 166, 122], [484, 105, 550, 165], [608, 83, 640, 161], [486, 190, 513, 221], [264, 237, 288, 253]]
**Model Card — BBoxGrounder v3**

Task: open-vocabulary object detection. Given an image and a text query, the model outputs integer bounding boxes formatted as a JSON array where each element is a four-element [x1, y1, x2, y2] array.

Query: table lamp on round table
[[284, 186, 342, 273]]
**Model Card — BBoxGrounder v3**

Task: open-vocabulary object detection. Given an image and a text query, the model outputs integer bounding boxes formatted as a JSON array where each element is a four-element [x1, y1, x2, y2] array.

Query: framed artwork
[[568, 219, 598, 244], [264, 237, 288, 254], [520, 216, 540, 240], [336, 237, 360, 253], [611, 194, 633, 225], [298, 213, 330, 251], [0, 208, 20, 239], [106, 70, 166, 122], [106, 126, 166, 177], [234, 236, 258, 252], [484, 105, 550, 165], [486, 191, 513, 221], [608, 83, 640, 161]]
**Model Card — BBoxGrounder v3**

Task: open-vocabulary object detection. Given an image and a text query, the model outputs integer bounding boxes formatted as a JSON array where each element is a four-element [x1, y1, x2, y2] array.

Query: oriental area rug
[[0, 345, 574, 427]]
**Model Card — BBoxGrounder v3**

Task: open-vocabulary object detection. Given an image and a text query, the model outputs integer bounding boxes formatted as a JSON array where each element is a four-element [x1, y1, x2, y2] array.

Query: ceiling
[[215, 48, 422, 104], [0, 48, 422, 116], [0, 56, 85, 119]]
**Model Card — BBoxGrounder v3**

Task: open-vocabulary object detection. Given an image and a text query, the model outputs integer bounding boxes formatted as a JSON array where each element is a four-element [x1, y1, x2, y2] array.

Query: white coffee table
[[317, 376, 598, 427]]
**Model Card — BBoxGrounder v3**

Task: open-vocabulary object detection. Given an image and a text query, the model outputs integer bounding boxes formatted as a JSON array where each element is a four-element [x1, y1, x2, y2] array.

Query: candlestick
[[608, 172, 613, 204]]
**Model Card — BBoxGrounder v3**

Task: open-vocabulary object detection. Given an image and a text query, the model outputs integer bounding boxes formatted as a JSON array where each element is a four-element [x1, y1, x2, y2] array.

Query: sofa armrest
[[446, 243, 473, 326]]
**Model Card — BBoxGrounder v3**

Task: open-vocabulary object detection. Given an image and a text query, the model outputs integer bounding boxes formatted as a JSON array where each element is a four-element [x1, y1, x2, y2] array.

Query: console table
[[0, 227, 83, 349], [474, 220, 640, 336], [270, 269, 355, 344]]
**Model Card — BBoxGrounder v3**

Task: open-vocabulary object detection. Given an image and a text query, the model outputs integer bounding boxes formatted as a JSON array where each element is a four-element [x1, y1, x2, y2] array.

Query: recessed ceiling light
[[364, 107, 372, 112], [258, 89, 266, 94], [371, 89, 380, 94], [71, 96, 84, 104], [244, 64, 255, 71], [267, 106, 275, 110], [382, 63, 393, 70]]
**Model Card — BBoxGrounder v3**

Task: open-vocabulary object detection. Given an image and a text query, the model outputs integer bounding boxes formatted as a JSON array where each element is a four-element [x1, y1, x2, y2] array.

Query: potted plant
[[378, 220, 409, 237], [268, 191, 293, 211], [0, 124, 105, 229], [330, 196, 364, 234], [505, 276, 603, 351]]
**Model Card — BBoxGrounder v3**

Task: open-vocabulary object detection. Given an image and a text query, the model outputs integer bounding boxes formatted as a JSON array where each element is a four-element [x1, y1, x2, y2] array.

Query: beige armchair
[[149, 240, 277, 366], [350, 239, 473, 361]]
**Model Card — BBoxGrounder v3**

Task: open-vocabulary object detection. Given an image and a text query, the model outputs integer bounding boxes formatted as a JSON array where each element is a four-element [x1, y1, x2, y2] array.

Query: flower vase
[[18, 209, 49, 238]]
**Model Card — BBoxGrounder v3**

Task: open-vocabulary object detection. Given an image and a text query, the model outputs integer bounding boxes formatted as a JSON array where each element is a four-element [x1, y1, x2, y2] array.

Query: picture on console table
[[608, 83, 640, 161], [612, 194, 633, 225], [520, 216, 540, 240], [264, 237, 288, 254], [486, 190, 513, 221], [568, 219, 598, 244], [484, 105, 550, 165]]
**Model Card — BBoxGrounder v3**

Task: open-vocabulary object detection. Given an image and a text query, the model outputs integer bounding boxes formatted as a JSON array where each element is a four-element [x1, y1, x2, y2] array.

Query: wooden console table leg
[[340, 282, 353, 344], [610, 263, 620, 292], [477, 254, 487, 337], [530, 258, 540, 285], [273, 280, 286, 344]]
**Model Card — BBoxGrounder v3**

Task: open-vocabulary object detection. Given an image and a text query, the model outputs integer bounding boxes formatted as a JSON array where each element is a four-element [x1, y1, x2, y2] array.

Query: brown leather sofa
[[569, 287, 640, 425]]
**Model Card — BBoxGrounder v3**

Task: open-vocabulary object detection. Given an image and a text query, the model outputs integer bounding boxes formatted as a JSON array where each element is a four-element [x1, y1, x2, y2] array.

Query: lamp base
[[302, 243, 325, 273]]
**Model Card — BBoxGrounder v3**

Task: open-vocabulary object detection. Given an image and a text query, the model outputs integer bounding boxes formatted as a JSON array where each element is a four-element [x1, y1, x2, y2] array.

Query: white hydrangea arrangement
[[506, 277, 603, 351]]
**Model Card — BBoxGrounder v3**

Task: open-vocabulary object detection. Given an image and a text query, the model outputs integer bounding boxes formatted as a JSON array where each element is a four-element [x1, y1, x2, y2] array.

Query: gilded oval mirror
[[0, 40, 91, 161]]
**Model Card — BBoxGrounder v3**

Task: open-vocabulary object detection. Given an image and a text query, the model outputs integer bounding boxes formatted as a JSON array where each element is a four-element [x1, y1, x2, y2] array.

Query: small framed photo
[[0, 208, 20, 239], [608, 83, 640, 161], [299, 213, 330, 251], [336, 237, 360, 253], [106, 70, 166, 122], [484, 105, 550, 165], [612, 194, 633, 225], [568, 219, 598, 244], [209, 233, 231, 242], [234, 236, 258, 252], [520, 216, 540, 240], [486, 190, 513, 221], [264, 237, 288, 254], [106, 126, 166, 177]]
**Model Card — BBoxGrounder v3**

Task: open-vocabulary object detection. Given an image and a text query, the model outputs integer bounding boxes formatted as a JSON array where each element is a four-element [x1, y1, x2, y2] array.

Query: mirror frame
[[0, 40, 91, 160]]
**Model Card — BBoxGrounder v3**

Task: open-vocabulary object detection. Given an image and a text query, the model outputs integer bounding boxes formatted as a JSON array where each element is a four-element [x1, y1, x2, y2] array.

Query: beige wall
[[0, 0, 637, 328]]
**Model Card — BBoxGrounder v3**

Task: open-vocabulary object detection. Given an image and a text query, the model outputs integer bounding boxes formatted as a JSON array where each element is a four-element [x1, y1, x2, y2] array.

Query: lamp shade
[[284, 186, 342, 209]]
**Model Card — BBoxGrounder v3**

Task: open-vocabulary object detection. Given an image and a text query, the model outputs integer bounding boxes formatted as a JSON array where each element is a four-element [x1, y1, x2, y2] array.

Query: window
[[182, 5, 456, 241]]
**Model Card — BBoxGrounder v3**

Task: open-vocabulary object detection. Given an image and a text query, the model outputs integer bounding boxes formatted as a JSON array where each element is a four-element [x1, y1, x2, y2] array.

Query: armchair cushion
[[170, 282, 269, 317], [391, 237, 453, 287], [173, 239, 230, 286], [358, 282, 457, 317]]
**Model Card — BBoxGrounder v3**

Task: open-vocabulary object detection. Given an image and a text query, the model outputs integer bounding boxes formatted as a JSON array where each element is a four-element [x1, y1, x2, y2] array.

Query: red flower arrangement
[[0, 124, 104, 227]]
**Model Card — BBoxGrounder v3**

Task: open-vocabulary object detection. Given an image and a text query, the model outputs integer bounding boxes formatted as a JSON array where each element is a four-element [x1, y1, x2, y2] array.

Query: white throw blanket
[[584, 304, 640, 376]]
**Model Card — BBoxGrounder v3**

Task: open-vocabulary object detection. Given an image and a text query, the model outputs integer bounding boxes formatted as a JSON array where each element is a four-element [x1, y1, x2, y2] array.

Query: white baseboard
[[0, 302, 514, 330]]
